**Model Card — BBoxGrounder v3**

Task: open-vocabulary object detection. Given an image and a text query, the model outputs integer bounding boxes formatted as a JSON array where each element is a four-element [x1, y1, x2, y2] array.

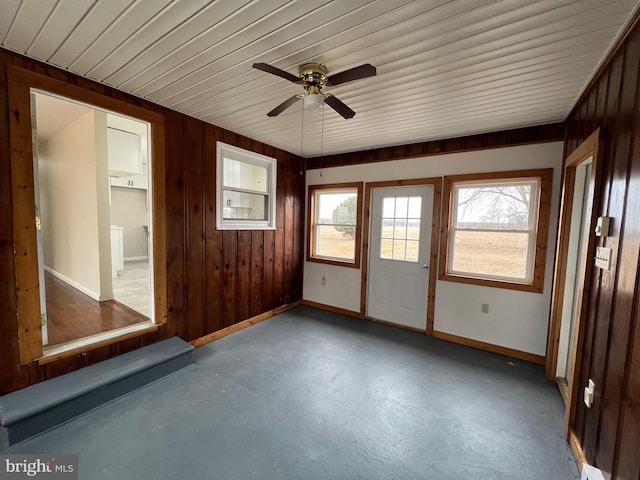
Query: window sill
[[216, 224, 276, 231], [307, 256, 360, 269], [438, 272, 543, 293]]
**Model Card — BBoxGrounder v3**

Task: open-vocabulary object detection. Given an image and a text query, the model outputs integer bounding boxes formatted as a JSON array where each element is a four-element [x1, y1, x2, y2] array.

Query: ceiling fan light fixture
[[253, 61, 376, 118], [303, 93, 324, 112]]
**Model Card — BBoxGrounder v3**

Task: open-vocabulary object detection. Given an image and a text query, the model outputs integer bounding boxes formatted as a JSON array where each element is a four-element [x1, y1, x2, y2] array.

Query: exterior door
[[367, 185, 433, 330]]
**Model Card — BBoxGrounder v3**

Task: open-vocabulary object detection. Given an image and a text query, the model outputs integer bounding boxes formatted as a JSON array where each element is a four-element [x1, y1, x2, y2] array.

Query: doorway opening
[[545, 129, 602, 438], [32, 90, 154, 351], [554, 158, 592, 397], [7, 64, 166, 366]]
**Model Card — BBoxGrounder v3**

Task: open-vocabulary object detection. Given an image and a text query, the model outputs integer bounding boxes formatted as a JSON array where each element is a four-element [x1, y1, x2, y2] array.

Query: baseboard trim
[[124, 256, 148, 262], [366, 316, 426, 334], [568, 429, 587, 472], [191, 300, 302, 348], [301, 300, 362, 319], [44, 266, 101, 301], [432, 330, 546, 365], [556, 377, 569, 404]]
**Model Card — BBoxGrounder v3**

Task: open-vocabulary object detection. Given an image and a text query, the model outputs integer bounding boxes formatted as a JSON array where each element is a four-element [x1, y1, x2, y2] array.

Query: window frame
[[216, 141, 277, 231], [438, 169, 553, 293], [307, 182, 364, 268]]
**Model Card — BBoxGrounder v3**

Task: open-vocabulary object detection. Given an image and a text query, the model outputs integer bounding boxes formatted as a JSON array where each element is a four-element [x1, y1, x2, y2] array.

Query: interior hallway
[[13, 306, 578, 479]]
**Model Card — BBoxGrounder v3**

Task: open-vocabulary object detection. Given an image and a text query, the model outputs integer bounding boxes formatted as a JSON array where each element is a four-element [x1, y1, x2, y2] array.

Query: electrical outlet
[[321, 276, 327, 286], [481, 303, 489, 314]]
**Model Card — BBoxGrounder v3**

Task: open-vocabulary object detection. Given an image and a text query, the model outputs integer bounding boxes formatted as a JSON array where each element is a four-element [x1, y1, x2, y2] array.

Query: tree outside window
[[439, 169, 553, 293], [307, 183, 363, 268]]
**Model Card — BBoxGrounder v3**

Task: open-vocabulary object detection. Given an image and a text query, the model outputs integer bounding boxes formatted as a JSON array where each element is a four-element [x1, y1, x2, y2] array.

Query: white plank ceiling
[[1, 0, 638, 157]]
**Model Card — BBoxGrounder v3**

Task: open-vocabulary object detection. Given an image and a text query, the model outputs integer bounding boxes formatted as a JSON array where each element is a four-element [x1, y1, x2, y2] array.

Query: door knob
[[422, 264, 429, 270]]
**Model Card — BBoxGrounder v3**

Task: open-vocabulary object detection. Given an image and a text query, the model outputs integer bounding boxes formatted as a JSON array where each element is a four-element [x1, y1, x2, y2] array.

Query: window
[[380, 196, 422, 262], [216, 141, 276, 230], [307, 183, 363, 268], [439, 169, 553, 292]]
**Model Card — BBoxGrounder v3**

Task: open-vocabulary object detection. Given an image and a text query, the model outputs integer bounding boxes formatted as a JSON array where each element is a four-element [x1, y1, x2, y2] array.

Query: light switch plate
[[595, 247, 612, 270], [595, 216, 611, 237], [584, 386, 594, 408]]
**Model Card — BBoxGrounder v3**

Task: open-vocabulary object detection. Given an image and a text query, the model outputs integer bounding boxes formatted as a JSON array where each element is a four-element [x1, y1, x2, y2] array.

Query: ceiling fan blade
[[327, 63, 376, 85], [324, 95, 356, 119], [252, 62, 300, 83], [267, 95, 301, 117]]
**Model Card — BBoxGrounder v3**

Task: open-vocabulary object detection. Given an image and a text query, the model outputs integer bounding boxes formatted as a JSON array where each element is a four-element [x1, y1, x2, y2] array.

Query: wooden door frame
[[7, 65, 167, 365], [360, 178, 442, 334], [544, 129, 603, 436]]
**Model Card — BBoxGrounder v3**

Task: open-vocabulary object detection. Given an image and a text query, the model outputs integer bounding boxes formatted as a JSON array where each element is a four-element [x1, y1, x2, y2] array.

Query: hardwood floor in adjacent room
[[45, 272, 148, 347]]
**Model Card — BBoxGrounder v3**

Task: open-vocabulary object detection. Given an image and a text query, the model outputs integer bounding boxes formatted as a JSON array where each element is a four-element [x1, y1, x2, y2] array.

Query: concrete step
[[0, 336, 194, 448]]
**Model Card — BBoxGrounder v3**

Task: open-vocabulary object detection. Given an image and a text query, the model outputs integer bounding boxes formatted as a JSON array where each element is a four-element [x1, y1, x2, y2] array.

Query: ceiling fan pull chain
[[320, 103, 325, 176], [300, 100, 304, 174]]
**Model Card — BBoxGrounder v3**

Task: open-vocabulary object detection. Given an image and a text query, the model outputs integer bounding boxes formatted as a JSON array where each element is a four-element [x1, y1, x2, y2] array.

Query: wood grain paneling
[[204, 124, 222, 335], [0, 48, 305, 394], [185, 117, 206, 340], [0, 57, 26, 393], [221, 230, 237, 329], [237, 231, 252, 323], [164, 111, 186, 339], [563, 10, 640, 479], [306, 123, 564, 169], [251, 230, 264, 318]]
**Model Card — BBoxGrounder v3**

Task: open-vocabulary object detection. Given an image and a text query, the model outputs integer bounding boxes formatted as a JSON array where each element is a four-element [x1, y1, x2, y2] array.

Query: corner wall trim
[[432, 330, 545, 365], [568, 429, 588, 473], [43, 266, 100, 301], [190, 300, 302, 348], [301, 300, 361, 319]]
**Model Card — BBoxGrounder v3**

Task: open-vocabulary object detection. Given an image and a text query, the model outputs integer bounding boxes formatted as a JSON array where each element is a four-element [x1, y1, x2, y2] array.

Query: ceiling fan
[[252, 61, 376, 119]]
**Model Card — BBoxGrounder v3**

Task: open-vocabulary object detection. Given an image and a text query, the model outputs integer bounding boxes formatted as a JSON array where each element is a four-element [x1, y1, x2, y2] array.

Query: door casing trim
[[7, 64, 167, 365]]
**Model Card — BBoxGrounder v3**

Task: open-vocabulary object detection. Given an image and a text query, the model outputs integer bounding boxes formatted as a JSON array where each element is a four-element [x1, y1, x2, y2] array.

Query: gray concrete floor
[[10, 306, 579, 479]]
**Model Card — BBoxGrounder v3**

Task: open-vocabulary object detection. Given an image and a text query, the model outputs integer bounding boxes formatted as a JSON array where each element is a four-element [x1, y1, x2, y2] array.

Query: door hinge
[[41, 313, 46, 326], [35, 216, 41, 231]]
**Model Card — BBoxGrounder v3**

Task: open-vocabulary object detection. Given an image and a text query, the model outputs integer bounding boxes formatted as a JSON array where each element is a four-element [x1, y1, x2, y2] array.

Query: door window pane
[[379, 196, 421, 262]]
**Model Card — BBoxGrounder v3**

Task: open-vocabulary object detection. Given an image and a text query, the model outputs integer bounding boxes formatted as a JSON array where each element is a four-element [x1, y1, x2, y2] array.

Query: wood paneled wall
[[306, 123, 564, 169], [564, 13, 640, 479], [0, 49, 305, 395]]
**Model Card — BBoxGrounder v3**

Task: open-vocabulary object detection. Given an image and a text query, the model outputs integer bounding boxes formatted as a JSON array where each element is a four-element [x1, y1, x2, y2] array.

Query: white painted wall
[[303, 142, 564, 356], [39, 111, 101, 297], [110, 187, 149, 259], [94, 110, 113, 300], [39, 110, 113, 300]]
